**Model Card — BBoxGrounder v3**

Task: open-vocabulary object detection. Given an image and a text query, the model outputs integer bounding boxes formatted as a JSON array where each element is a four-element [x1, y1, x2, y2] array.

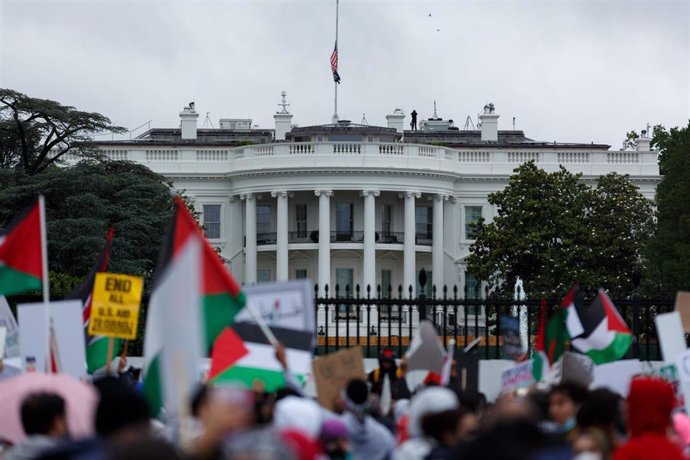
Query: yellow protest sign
[[88, 273, 143, 340]]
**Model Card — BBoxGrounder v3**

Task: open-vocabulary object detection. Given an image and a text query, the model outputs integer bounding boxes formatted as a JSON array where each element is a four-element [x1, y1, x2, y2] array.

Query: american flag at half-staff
[[330, 42, 341, 84]]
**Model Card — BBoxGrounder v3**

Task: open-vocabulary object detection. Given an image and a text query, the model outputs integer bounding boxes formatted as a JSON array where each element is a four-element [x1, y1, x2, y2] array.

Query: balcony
[[256, 232, 277, 245], [415, 233, 432, 246], [251, 230, 431, 246], [378, 231, 404, 244]]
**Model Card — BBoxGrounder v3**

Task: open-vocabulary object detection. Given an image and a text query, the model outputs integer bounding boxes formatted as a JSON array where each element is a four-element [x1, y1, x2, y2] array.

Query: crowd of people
[[1, 347, 689, 460]]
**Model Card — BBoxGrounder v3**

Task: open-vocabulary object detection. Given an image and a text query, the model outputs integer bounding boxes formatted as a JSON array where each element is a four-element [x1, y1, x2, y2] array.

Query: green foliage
[[623, 130, 639, 151], [467, 161, 654, 299], [0, 160, 174, 293], [0, 88, 125, 175], [644, 121, 690, 295]]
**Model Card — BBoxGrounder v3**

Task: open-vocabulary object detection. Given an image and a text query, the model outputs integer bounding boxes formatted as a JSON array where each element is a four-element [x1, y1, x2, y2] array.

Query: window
[[295, 269, 308, 279], [336, 203, 353, 241], [335, 268, 354, 316], [382, 205, 393, 236], [464, 271, 482, 316], [295, 204, 307, 238], [465, 206, 482, 240], [415, 206, 432, 241], [381, 270, 392, 298], [257, 205, 271, 235], [202, 204, 221, 239], [257, 269, 272, 283]]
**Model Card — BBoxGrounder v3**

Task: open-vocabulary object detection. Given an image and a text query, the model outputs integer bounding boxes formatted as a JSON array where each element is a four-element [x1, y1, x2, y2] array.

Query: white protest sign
[[0, 296, 20, 358], [676, 349, 690, 416], [237, 280, 314, 333], [0, 326, 6, 358], [655, 311, 687, 363], [591, 360, 642, 397], [51, 300, 87, 379], [18, 302, 48, 372], [501, 360, 533, 393]]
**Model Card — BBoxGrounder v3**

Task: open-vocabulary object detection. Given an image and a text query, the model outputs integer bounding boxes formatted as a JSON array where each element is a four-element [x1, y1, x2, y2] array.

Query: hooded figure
[[367, 349, 411, 400], [614, 376, 684, 460]]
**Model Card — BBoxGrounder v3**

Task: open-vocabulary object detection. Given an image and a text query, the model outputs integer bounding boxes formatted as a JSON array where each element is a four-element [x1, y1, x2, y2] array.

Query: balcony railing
[[251, 230, 430, 246], [378, 231, 404, 244], [288, 231, 313, 243], [415, 233, 433, 246], [256, 232, 277, 245]]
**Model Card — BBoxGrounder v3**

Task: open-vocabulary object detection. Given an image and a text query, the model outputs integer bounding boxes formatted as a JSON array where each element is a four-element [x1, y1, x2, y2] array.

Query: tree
[[0, 160, 175, 291], [0, 89, 125, 175], [644, 121, 690, 295], [467, 161, 654, 299]]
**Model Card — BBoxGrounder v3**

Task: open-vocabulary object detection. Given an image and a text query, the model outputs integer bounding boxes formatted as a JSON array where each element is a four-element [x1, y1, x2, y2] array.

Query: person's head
[[20, 392, 68, 438], [408, 386, 459, 438], [573, 428, 612, 460], [577, 388, 623, 434], [548, 381, 588, 426], [379, 349, 396, 373], [93, 377, 151, 444], [320, 418, 350, 458], [626, 376, 675, 438], [421, 408, 474, 447], [273, 396, 322, 440], [344, 379, 369, 419]]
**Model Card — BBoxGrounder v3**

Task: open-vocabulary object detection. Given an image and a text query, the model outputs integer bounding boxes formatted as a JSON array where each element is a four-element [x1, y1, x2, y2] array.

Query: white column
[[403, 191, 420, 297], [362, 190, 379, 294], [316, 190, 333, 296], [432, 194, 447, 293], [241, 193, 257, 284], [273, 191, 289, 281]]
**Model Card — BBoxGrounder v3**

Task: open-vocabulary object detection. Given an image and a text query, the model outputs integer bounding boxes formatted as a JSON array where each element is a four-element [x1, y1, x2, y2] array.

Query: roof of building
[[403, 130, 611, 150]]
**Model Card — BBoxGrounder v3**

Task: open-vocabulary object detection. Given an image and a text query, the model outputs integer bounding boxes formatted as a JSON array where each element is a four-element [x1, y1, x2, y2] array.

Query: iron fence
[[313, 283, 675, 361]]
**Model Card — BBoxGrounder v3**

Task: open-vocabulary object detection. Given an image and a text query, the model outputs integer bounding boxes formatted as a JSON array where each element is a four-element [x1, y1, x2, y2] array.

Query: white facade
[[81, 104, 660, 303]]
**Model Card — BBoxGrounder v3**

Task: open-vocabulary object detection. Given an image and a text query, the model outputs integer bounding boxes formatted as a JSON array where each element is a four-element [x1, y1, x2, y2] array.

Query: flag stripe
[[0, 265, 42, 296], [231, 323, 313, 352]]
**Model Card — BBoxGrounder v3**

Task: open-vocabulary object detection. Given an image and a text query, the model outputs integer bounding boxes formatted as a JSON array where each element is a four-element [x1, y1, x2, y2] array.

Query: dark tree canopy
[[0, 88, 125, 175], [0, 160, 174, 291], [466, 162, 654, 299], [644, 121, 690, 295]]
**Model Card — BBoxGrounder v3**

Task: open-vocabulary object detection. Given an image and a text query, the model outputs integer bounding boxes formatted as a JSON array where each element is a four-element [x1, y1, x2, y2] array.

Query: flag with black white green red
[[532, 300, 568, 382], [210, 280, 315, 392], [143, 196, 246, 415], [0, 199, 43, 296], [565, 288, 632, 364], [66, 227, 118, 374]]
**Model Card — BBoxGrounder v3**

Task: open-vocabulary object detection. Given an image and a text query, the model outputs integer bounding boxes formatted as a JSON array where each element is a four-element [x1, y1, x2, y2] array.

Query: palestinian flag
[[565, 288, 632, 364], [533, 300, 568, 382], [144, 196, 245, 415], [66, 227, 118, 374], [0, 200, 43, 296], [210, 321, 313, 392]]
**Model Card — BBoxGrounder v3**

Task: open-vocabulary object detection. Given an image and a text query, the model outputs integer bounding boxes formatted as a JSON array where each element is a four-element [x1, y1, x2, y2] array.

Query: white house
[[79, 98, 659, 306]]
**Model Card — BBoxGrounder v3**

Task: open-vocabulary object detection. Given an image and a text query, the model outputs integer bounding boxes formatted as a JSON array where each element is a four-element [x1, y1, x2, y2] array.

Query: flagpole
[[332, 0, 339, 123], [38, 195, 51, 371]]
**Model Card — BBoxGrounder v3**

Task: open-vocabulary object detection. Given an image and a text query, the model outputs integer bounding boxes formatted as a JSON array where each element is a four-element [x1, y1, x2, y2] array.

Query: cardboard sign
[[18, 302, 48, 372], [312, 347, 366, 410], [0, 296, 20, 358], [501, 360, 533, 393], [675, 291, 690, 333], [655, 311, 687, 363], [500, 315, 523, 360], [88, 273, 143, 339]]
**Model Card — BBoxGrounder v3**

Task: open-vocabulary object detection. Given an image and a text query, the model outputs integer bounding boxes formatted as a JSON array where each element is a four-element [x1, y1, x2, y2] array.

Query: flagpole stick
[[245, 301, 279, 347], [333, 0, 339, 122], [38, 195, 51, 371], [105, 337, 114, 376]]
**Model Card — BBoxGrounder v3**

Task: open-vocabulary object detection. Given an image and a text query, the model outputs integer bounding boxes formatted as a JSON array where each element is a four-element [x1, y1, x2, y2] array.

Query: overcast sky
[[1, 0, 688, 148]]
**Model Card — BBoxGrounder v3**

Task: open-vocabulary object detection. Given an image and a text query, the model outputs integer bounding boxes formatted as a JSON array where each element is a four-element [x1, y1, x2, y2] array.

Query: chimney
[[273, 91, 293, 141], [386, 108, 405, 133], [180, 102, 199, 140], [479, 103, 499, 142], [637, 129, 652, 151]]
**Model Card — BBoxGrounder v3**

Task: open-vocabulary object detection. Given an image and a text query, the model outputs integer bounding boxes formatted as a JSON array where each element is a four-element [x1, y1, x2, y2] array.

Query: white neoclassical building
[[81, 98, 659, 301]]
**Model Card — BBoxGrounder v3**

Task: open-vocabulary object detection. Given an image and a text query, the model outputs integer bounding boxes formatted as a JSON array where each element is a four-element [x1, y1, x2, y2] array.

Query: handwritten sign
[[312, 347, 366, 410], [501, 360, 534, 393], [88, 273, 143, 339]]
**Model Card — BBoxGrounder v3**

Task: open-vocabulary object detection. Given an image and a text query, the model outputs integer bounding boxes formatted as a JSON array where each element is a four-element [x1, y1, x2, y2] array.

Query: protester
[[614, 376, 685, 460], [341, 378, 396, 460], [367, 349, 411, 400], [419, 408, 467, 459], [5, 393, 68, 460], [320, 418, 352, 460], [548, 381, 589, 434], [577, 388, 625, 452], [573, 427, 613, 460], [395, 386, 458, 460]]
